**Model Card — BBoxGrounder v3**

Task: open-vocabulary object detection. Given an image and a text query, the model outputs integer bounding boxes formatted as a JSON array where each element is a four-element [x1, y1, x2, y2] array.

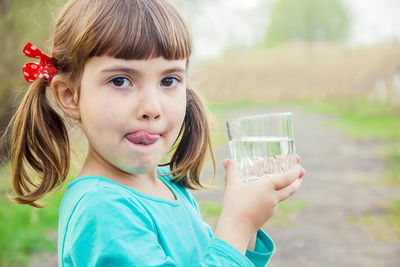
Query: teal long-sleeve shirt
[[58, 166, 275, 266]]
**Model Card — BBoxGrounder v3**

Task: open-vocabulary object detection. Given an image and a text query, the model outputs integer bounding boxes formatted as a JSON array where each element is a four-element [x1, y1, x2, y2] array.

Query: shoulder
[[59, 176, 157, 257], [60, 177, 153, 229], [62, 176, 137, 206], [59, 178, 164, 265]]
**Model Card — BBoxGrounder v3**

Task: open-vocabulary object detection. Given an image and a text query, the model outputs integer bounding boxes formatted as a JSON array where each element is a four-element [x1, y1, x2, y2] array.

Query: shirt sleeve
[[245, 230, 275, 267]]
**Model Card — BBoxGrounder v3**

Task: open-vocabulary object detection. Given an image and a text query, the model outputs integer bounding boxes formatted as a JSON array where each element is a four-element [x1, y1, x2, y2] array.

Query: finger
[[222, 159, 240, 187], [299, 168, 306, 179], [269, 165, 302, 190], [276, 178, 303, 201], [296, 155, 300, 164]]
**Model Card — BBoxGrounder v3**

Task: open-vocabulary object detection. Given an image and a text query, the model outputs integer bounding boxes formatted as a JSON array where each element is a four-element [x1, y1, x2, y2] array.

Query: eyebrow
[[100, 67, 138, 75], [161, 67, 186, 75], [100, 66, 186, 75]]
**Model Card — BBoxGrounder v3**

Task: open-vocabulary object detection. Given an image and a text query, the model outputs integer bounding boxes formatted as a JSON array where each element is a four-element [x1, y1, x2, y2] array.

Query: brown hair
[[7, 0, 215, 208]]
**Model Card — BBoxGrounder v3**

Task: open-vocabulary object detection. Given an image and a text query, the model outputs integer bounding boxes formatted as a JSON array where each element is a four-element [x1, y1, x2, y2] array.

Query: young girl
[[8, 0, 305, 266]]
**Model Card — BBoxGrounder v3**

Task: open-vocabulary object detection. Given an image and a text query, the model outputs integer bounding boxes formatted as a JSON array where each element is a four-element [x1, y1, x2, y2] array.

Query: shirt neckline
[[68, 171, 182, 206]]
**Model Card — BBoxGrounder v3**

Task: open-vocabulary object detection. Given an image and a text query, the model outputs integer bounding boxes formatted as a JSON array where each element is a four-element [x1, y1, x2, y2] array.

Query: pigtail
[[7, 79, 70, 208], [167, 88, 216, 189]]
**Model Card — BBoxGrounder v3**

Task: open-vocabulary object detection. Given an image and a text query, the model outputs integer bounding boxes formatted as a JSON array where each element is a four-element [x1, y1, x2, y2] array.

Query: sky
[[185, 0, 400, 60], [344, 0, 400, 45]]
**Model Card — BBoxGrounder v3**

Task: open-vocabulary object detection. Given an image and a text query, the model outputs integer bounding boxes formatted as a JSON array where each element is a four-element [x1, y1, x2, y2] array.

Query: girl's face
[[78, 56, 187, 175]]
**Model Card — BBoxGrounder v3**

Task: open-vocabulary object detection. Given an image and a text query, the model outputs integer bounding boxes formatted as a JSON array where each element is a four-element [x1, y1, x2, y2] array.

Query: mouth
[[125, 130, 161, 145]]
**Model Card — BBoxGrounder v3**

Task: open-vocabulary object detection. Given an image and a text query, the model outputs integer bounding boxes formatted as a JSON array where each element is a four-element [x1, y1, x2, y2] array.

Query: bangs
[[80, 0, 192, 61]]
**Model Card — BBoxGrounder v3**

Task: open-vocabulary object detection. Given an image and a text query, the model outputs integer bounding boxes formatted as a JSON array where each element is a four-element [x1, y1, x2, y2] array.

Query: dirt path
[[193, 105, 400, 267]]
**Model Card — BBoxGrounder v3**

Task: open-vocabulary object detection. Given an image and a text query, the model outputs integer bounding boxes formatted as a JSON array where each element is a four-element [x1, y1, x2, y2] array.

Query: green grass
[[199, 200, 222, 219], [304, 97, 400, 141], [383, 149, 400, 184], [0, 198, 60, 266], [357, 199, 400, 243], [198, 198, 309, 228], [265, 200, 309, 227], [0, 164, 75, 267]]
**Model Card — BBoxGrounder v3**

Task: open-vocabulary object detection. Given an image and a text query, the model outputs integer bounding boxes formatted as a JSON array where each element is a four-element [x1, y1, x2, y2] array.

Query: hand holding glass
[[226, 113, 296, 182]]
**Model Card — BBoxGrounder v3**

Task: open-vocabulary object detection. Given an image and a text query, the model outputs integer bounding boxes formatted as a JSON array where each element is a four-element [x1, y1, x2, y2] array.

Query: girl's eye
[[161, 77, 179, 87], [110, 77, 131, 88]]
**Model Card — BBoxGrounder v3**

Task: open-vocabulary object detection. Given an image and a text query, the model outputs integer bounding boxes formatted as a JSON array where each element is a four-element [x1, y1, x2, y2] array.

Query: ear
[[51, 75, 80, 120]]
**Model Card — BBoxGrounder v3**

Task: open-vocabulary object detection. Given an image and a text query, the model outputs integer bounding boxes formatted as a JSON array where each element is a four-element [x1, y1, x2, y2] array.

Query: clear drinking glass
[[226, 112, 296, 182]]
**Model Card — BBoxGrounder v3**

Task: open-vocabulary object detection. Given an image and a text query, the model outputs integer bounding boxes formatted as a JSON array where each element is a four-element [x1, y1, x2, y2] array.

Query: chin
[[119, 161, 158, 174]]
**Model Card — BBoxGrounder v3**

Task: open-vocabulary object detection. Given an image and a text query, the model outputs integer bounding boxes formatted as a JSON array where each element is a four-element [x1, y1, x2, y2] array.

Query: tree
[[0, 0, 65, 163], [265, 0, 350, 46]]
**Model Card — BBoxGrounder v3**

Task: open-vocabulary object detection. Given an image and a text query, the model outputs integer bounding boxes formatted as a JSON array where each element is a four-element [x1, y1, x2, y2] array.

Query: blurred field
[[192, 42, 400, 104]]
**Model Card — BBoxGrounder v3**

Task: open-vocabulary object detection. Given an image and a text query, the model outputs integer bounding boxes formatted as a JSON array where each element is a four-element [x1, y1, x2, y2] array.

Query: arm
[[213, 159, 304, 264], [188, 192, 275, 266]]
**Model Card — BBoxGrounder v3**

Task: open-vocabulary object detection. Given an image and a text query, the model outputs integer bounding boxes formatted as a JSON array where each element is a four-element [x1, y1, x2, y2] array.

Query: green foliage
[[391, 199, 400, 233], [265, 0, 350, 47], [359, 198, 400, 243], [0, 161, 76, 266], [265, 200, 309, 227], [0, 0, 66, 157], [305, 97, 400, 141], [0, 0, 58, 97], [199, 200, 222, 219], [0, 182, 65, 266], [198, 199, 310, 226], [384, 149, 400, 184], [0, 197, 60, 266]]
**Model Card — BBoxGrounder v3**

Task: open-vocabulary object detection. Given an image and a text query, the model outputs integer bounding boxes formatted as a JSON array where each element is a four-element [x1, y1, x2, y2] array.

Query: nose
[[136, 89, 162, 120]]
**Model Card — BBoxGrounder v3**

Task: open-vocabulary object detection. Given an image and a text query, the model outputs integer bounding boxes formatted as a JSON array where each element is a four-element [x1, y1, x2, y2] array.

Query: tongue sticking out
[[126, 130, 160, 145]]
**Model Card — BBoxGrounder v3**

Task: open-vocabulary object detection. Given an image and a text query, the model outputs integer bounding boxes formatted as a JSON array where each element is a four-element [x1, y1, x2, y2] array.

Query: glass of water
[[226, 112, 296, 182]]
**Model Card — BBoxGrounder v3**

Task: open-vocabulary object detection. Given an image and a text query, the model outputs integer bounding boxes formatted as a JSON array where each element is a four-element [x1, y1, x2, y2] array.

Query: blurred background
[[0, 0, 399, 266]]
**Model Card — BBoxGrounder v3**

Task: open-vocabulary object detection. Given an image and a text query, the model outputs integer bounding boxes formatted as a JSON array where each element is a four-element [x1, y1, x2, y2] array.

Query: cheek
[[176, 92, 187, 127], [78, 92, 123, 134], [166, 92, 186, 136]]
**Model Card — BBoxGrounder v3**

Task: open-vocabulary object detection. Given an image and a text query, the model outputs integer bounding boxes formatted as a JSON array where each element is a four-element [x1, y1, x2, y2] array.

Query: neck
[[78, 145, 159, 188]]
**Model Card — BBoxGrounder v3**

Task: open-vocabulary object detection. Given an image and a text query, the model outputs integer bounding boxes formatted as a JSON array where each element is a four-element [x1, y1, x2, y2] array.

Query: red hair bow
[[22, 42, 57, 85]]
